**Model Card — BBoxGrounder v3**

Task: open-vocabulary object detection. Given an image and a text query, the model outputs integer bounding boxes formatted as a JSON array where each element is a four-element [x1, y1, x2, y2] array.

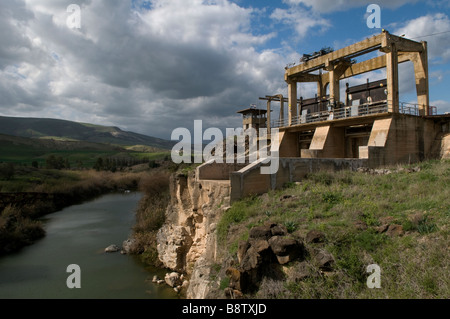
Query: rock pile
[[225, 222, 306, 295], [223, 224, 337, 298], [151, 272, 189, 294]]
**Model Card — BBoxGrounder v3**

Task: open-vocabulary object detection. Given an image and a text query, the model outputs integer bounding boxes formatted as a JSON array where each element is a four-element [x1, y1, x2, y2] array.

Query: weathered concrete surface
[[196, 160, 247, 181], [230, 158, 367, 202]]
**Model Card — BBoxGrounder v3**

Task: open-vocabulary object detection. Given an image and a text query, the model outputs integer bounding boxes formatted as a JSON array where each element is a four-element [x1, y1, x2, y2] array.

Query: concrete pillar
[[328, 68, 340, 106], [413, 42, 429, 116], [277, 94, 284, 125], [287, 80, 297, 126], [386, 43, 399, 113]]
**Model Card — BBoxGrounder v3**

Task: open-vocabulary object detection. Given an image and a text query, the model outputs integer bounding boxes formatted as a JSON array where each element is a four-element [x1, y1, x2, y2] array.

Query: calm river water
[[0, 192, 177, 299]]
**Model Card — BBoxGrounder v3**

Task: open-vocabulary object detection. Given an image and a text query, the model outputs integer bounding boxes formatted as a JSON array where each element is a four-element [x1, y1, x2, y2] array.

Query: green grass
[[218, 159, 450, 299]]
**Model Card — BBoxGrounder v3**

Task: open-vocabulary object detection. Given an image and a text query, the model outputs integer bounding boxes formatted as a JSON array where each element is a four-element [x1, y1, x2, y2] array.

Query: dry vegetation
[[131, 170, 171, 267], [217, 159, 450, 299], [0, 167, 145, 255]]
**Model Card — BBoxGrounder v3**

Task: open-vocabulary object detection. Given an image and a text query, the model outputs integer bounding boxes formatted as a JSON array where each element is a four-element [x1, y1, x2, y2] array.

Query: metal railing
[[271, 101, 438, 128]]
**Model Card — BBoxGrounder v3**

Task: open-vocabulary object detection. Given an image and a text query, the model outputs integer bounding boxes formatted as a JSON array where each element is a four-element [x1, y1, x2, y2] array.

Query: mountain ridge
[[0, 116, 174, 150]]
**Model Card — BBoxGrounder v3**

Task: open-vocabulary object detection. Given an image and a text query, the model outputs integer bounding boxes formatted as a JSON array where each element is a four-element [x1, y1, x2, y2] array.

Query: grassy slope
[[218, 159, 450, 298], [0, 134, 170, 167]]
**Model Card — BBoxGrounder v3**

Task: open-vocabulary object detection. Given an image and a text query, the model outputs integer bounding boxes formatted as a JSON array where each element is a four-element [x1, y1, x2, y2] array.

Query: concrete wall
[[230, 158, 367, 202], [196, 161, 248, 180], [367, 114, 446, 167], [279, 131, 299, 157]]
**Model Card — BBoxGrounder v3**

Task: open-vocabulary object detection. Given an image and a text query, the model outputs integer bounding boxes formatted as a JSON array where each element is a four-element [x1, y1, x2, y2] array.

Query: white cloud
[[432, 100, 450, 114], [270, 7, 330, 39], [283, 0, 421, 13], [0, 0, 288, 138], [395, 13, 450, 62]]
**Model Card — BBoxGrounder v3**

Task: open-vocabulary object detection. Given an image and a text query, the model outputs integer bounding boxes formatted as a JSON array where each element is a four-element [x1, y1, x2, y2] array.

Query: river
[[0, 192, 177, 299]]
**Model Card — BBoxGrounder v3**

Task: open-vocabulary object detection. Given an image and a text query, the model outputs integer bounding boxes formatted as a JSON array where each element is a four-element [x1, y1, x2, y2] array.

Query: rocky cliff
[[156, 172, 231, 298]]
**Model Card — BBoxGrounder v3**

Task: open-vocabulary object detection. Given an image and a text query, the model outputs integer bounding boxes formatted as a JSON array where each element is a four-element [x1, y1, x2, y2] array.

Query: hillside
[[213, 159, 450, 299], [0, 116, 174, 150]]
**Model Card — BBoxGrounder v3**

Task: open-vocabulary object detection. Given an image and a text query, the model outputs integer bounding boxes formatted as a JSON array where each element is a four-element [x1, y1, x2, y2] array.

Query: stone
[[121, 238, 136, 254], [313, 250, 335, 270], [268, 236, 300, 256], [305, 230, 326, 244], [157, 280, 165, 284], [248, 239, 270, 254], [182, 280, 189, 289], [240, 247, 261, 272], [237, 241, 250, 264], [104, 244, 120, 253], [270, 224, 288, 236], [156, 225, 193, 272], [276, 255, 291, 265], [152, 275, 158, 283], [386, 224, 404, 237], [165, 272, 182, 287], [249, 225, 272, 240]]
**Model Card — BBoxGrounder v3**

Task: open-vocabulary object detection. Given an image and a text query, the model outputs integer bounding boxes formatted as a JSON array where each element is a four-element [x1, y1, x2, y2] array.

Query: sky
[[0, 0, 449, 139]]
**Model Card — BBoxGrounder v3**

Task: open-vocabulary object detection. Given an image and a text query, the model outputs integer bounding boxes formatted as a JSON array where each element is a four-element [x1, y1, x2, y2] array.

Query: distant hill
[[0, 116, 174, 150]]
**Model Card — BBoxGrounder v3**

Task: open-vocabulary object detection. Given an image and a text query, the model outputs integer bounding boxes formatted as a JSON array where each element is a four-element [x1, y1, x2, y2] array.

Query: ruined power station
[[196, 30, 450, 201]]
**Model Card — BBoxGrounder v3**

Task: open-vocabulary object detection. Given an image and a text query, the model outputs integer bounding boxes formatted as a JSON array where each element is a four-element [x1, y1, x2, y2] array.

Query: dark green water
[[0, 192, 177, 299]]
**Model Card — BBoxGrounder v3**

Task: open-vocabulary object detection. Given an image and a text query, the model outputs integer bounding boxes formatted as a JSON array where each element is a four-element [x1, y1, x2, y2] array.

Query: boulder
[[268, 236, 301, 256], [165, 272, 182, 287], [249, 225, 272, 240], [268, 236, 304, 264], [121, 238, 136, 254], [105, 244, 120, 253], [313, 250, 335, 271], [237, 241, 250, 264], [240, 246, 261, 272], [248, 239, 270, 254], [152, 275, 158, 283], [305, 230, 326, 244], [270, 224, 288, 236]]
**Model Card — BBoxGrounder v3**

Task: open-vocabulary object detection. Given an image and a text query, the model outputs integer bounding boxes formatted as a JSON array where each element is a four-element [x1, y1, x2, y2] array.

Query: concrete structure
[[237, 107, 267, 131], [197, 31, 450, 202]]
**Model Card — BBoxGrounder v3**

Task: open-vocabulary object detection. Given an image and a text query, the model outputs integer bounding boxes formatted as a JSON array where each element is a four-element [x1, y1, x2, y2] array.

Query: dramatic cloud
[[0, 0, 289, 138], [1, 0, 448, 138]]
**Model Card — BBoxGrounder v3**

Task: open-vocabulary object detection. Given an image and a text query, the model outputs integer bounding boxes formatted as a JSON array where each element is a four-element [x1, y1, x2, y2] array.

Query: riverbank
[[0, 167, 147, 255], [0, 192, 177, 299]]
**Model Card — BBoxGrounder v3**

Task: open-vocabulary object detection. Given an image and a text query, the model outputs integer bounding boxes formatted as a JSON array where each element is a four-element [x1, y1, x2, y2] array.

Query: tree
[[32, 161, 39, 169], [93, 157, 104, 171]]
